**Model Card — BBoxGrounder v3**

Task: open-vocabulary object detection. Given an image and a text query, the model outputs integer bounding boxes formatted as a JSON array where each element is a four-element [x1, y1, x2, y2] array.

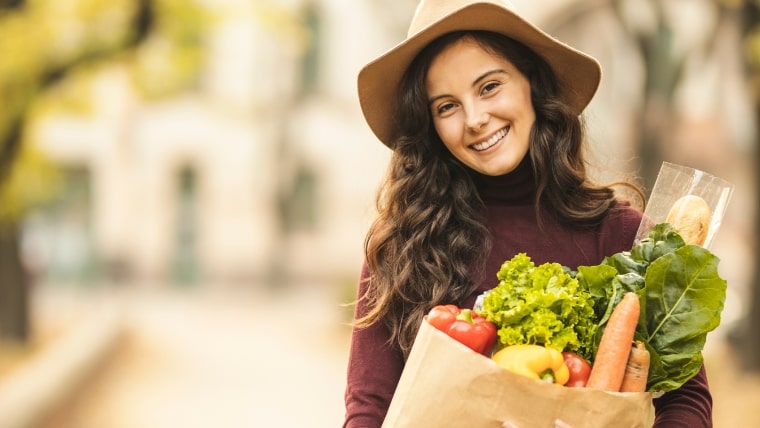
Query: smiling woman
[[343, 0, 714, 427]]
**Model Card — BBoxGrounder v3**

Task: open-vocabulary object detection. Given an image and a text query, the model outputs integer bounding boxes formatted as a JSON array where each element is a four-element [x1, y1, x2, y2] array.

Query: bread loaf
[[665, 195, 711, 246]]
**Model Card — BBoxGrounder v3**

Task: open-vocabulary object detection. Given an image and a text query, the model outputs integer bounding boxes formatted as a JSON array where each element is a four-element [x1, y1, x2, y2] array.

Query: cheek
[[522, 110, 536, 133], [504, 97, 535, 134], [433, 119, 459, 148], [519, 94, 536, 126]]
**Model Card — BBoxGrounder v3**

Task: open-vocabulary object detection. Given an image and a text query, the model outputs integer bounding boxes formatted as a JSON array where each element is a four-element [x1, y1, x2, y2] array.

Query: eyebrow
[[428, 69, 509, 105]]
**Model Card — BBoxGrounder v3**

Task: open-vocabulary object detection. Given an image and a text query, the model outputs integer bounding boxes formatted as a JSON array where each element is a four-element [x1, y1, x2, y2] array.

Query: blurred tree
[[549, 0, 730, 187], [607, 0, 731, 189], [614, 1, 675, 189], [734, 0, 760, 371], [0, 0, 154, 341], [0, 0, 24, 10], [0, 0, 208, 341]]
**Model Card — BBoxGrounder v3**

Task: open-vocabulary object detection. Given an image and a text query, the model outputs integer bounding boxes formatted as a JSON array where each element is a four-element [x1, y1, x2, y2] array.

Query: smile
[[471, 127, 508, 152]]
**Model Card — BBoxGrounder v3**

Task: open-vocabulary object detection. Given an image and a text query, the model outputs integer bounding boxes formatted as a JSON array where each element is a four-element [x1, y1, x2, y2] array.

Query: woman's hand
[[503, 420, 573, 428]]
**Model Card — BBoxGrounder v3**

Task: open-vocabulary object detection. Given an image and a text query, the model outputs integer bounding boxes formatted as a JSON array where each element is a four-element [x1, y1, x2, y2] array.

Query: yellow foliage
[[130, 0, 207, 98], [746, 27, 760, 70], [0, 141, 61, 228], [0, 0, 213, 230]]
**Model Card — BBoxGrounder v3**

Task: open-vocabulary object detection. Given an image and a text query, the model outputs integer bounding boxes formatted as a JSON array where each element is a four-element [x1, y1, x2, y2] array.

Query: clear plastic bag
[[634, 162, 734, 249]]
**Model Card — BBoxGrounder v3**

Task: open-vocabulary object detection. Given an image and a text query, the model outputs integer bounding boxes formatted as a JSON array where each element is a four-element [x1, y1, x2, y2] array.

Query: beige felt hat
[[357, 0, 602, 148]]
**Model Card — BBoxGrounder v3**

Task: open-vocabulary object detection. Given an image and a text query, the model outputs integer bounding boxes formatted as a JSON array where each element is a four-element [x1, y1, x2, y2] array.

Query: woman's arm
[[343, 263, 405, 428], [652, 365, 713, 427]]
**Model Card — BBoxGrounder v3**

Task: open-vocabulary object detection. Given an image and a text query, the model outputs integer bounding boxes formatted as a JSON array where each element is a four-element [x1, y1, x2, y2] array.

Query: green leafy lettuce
[[576, 223, 727, 392], [480, 253, 598, 361]]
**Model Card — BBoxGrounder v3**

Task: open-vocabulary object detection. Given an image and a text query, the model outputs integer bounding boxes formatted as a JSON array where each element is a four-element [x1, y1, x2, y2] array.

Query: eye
[[435, 101, 457, 116], [481, 81, 501, 95]]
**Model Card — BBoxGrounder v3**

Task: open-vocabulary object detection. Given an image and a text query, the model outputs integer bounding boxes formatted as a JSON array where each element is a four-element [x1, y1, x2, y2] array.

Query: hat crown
[[408, 0, 515, 37]]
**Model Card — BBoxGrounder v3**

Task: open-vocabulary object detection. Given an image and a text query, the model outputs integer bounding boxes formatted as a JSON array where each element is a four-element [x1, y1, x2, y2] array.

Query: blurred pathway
[[28, 283, 760, 428], [35, 284, 353, 428]]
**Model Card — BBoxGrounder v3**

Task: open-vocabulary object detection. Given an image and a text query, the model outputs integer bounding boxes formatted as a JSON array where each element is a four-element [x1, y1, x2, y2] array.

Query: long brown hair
[[355, 31, 634, 358]]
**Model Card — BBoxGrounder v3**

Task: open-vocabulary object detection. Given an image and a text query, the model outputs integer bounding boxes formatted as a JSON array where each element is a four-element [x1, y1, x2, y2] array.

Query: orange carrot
[[619, 340, 650, 392], [586, 292, 640, 391]]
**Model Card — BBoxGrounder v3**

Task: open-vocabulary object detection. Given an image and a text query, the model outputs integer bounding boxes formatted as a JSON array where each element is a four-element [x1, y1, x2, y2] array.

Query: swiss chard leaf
[[602, 223, 685, 277], [639, 245, 727, 391], [630, 223, 685, 265], [643, 346, 705, 393], [602, 252, 648, 277]]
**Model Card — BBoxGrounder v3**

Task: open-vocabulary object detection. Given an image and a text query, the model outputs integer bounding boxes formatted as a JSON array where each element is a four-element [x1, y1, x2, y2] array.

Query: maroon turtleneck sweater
[[344, 159, 713, 427]]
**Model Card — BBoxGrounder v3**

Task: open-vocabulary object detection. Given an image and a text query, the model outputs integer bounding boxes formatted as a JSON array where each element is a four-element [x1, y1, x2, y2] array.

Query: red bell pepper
[[426, 304, 497, 356], [562, 351, 592, 387]]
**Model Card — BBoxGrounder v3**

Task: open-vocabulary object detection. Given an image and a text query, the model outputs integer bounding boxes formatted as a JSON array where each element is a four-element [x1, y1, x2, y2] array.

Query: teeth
[[472, 127, 507, 151]]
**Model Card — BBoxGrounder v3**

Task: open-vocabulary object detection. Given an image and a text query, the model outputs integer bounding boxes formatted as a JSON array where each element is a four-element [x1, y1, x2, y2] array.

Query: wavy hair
[[354, 31, 636, 359]]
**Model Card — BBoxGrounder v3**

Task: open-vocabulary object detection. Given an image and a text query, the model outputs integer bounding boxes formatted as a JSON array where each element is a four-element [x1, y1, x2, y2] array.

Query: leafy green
[[480, 253, 598, 361], [638, 245, 726, 391], [575, 223, 727, 392], [480, 224, 727, 392]]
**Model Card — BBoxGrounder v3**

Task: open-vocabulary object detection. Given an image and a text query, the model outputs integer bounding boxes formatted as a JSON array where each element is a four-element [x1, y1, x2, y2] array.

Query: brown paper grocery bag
[[382, 320, 654, 428]]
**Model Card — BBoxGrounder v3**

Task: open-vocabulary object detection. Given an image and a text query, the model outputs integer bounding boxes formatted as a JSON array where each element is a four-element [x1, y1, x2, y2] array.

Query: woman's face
[[426, 37, 535, 176]]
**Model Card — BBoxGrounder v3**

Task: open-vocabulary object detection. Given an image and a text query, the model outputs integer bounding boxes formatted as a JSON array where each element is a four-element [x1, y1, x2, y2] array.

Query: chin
[[484, 164, 519, 176]]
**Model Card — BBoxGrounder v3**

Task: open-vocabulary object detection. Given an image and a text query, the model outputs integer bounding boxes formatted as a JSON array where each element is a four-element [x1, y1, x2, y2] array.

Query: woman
[[344, 1, 712, 427]]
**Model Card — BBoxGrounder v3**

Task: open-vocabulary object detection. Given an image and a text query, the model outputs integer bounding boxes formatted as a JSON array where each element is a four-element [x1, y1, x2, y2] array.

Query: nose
[[465, 104, 488, 132]]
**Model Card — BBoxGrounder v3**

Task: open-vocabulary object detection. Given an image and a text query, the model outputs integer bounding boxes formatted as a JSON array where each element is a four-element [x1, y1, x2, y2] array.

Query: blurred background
[[0, 0, 758, 426]]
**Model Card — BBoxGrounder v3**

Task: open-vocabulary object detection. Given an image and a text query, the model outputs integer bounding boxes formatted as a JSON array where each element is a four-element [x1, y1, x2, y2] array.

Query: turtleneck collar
[[470, 155, 537, 205]]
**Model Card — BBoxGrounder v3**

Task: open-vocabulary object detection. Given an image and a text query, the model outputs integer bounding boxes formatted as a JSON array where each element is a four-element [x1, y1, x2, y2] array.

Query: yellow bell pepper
[[492, 344, 570, 385]]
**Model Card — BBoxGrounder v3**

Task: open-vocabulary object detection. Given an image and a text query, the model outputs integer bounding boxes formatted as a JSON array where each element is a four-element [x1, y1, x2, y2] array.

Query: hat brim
[[357, 2, 602, 148]]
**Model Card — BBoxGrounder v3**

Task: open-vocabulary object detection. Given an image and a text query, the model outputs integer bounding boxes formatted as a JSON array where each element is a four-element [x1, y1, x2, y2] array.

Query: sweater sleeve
[[652, 365, 713, 427], [601, 200, 644, 256], [343, 262, 403, 428]]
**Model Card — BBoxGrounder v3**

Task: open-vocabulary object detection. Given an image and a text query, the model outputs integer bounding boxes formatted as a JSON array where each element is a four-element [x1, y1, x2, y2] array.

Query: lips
[[471, 127, 508, 151]]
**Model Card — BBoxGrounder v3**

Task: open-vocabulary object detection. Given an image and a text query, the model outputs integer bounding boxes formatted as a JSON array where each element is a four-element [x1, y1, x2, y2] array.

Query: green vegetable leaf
[[576, 265, 645, 355], [640, 245, 726, 391], [480, 253, 598, 361], [602, 223, 684, 277], [631, 223, 685, 264]]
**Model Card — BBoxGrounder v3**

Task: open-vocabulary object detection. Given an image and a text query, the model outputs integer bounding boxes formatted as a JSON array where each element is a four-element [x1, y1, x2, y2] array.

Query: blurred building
[[22, 0, 755, 301], [21, 0, 410, 288]]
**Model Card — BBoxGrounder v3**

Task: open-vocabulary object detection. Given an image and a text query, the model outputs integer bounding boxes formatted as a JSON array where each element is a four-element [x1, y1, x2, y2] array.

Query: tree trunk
[[0, 225, 29, 341], [742, 104, 760, 371], [733, 88, 760, 371], [735, 0, 760, 372]]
